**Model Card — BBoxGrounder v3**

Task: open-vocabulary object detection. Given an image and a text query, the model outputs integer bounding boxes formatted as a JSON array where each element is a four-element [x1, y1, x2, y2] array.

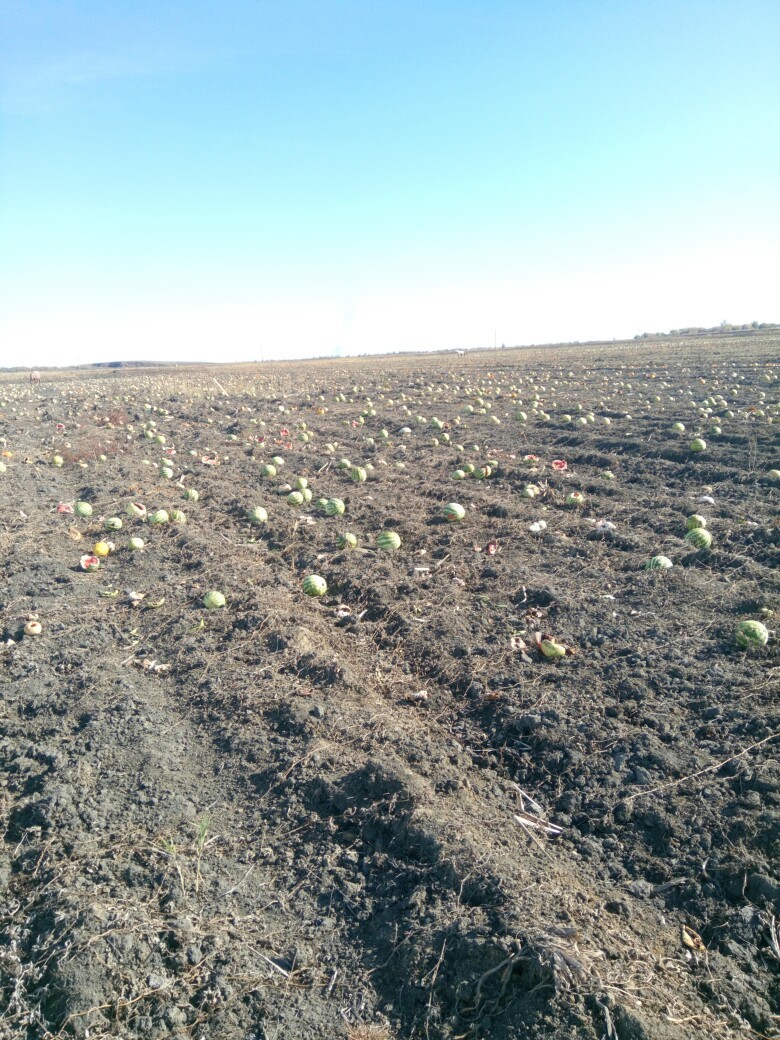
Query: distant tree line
[[635, 321, 778, 339]]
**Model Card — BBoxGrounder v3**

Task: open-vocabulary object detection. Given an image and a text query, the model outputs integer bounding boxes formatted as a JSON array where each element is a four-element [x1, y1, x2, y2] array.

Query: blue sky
[[1, 1, 779, 366]]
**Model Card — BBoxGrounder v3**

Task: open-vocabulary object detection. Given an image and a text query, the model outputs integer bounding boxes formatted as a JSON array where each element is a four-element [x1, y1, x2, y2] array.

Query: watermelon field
[[0, 333, 778, 1040]]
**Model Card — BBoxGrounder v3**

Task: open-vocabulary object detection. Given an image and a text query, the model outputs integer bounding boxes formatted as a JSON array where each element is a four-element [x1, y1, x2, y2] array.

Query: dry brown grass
[[346, 1027, 392, 1040]]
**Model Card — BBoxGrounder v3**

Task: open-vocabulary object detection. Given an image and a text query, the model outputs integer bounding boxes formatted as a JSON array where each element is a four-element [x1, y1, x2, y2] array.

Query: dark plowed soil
[[1, 335, 778, 1040]]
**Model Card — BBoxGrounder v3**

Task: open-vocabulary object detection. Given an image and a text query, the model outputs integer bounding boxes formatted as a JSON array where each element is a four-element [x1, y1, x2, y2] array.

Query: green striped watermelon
[[377, 531, 401, 551], [443, 503, 466, 522], [645, 555, 673, 570], [685, 514, 707, 531], [735, 620, 769, 649], [685, 528, 712, 550], [302, 574, 328, 597]]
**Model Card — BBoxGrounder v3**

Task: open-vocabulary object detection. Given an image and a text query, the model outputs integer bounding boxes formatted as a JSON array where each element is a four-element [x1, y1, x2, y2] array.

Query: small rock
[[627, 879, 654, 898], [164, 1007, 187, 1028], [605, 898, 631, 919], [747, 873, 780, 903]]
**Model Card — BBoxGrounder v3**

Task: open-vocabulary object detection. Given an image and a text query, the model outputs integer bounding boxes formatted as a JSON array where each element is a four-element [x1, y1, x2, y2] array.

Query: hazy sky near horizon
[[2, 1, 779, 367]]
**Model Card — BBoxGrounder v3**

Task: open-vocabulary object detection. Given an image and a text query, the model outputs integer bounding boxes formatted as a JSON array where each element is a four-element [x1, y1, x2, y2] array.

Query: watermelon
[[75, 502, 93, 518], [735, 620, 769, 649], [685, 528, 712, 550], [645, 555, 673, 570], [325, 498, 346, 516], [377, 531, 401, 551], [443, 503, 466, 522], [302, 574, 328, 597]]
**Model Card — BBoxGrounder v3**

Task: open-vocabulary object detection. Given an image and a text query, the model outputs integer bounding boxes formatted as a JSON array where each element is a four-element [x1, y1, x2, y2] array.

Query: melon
[[377, 530, 401, 551], [685, 528, 712, 550], [302, 574, 328, 597], [735, 620, 769, 649], [325, 498, 346, 516], [645, 555, 673, 570]]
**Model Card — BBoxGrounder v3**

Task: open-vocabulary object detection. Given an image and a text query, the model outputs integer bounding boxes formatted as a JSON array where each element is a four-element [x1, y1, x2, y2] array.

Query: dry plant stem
[[618, 731, 780, 805], [160, 837, 187, 896]]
